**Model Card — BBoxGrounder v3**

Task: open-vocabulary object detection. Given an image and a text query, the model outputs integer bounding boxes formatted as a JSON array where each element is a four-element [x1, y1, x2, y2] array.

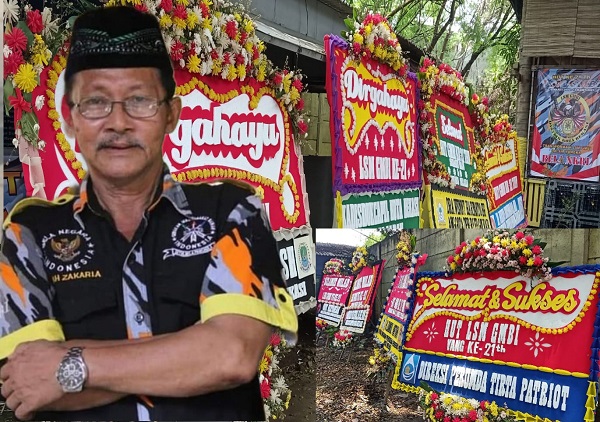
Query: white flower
[[41, 7, 60, 37], [272, 376, 287, 390], [3, 0, 19, 25], [35, 95, 45, 111], [263, 404, 271, 419], [3, 45, 12, 58], [33, 123, 40, 132], [12, 138, 19, 148], [38, 140, 46, 149], [269, 388, 283, 405]]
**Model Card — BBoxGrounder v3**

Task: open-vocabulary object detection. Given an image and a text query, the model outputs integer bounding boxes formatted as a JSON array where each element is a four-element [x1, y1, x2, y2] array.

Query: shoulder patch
[[3, 194, 77, 230]]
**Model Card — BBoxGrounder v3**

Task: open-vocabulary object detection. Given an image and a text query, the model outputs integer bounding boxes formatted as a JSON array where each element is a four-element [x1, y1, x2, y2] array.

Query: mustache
[[97, 135, 142, 150]]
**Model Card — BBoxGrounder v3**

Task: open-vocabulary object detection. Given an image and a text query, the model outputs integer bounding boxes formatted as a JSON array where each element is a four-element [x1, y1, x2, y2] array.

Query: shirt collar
[[73, 164, 192, 219]]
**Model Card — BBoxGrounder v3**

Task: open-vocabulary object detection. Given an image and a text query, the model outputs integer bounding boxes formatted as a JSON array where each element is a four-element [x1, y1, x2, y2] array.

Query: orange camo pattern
[[211, 227, 264, 297], [8, 223, 23, 244], [0, 262, 26, 305]]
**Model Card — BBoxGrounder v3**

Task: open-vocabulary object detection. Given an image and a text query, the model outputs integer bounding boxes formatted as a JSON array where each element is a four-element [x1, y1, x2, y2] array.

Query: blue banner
[[398, 352, 589, 421], [490, 193, 526, 229]]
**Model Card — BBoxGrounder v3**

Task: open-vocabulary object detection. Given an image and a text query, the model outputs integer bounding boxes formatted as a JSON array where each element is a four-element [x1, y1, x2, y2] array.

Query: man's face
[[64, 67, 181, 184]]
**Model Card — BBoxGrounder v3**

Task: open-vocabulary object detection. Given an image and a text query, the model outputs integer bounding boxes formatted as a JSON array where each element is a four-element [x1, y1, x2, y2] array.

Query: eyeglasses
[[72, 96, 170, 119]]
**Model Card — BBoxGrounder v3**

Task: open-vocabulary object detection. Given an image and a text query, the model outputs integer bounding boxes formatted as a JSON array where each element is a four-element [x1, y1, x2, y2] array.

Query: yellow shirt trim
[[201, 288, 298, 345], [0, 319, 65, 360]]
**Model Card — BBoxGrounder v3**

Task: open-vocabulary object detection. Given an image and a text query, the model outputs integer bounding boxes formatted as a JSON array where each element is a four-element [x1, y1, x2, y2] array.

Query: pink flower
[[5, 28, 28, 52], [173, 4, 187, 20], [297, 98, 305, 111], [435, 410, 444, 419], [160, 0, 173, 12], [524, 235, 534, 246], [270, 333, 281, 346], [482, 97, 489, 106], [134, 2, 148, 12], [430, 392, 438, 400], [447, 256, 454, 264], [292, 78, 303, 92], [297, 120, 308, 134], [26, 9, 44, 34], [468, 410, 477, 421], [532, 245, 542, 255], [4, 50, 24, 78], [225, 20, 238, 39], [260, 378, 270, 399], [519, 256, 527, 265], [455, 246, 462, 255], [534, 256, 543, 266], [515, 231, 525, 240]]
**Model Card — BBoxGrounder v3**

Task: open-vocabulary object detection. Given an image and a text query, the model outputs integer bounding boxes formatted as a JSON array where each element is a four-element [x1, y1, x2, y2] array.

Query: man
[[0, 5, 297, 421]]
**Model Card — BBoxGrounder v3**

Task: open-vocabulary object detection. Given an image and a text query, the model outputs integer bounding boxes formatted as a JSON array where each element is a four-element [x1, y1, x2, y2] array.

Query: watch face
[[57, 356, 86, 392]]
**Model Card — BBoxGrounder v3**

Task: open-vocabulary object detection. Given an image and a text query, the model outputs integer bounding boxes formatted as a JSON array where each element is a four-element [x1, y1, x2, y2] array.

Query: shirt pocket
[[54, 278, 122, 340], [153, 276, 201, 334]]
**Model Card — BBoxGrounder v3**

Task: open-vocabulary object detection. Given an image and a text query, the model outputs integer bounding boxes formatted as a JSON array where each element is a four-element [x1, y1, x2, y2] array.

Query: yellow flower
[[369, 357, 376, 365], [264, 349, 274, 360], [14, 64, 38, 93], [527, 258, 534, 267], [450, 262, 457, 271], [236, 64, 246, 80], [510, 240, 519, 249], [258, 357, 269, 373], [186, 55, 201, 73], [226, 64, 237, 81], [501, 238, 510, 247], [490, 402, 499, 416], [159, 14, 172, 28], [32, 52, 50, 67], [492, 236, 500, 244], [244, 19, 254, 33], [353, 33, 364, 44], [201, 17, 212, 30], [522, 248, 532, 257], [174, 17, 187, 29], [282, 74, 292, 92], [364, 24, 372, 35], [187, 13, 199, 29], [289, 87, 300, 102]]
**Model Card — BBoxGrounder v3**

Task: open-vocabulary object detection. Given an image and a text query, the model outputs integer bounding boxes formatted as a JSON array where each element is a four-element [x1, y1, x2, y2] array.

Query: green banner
[[338, 189, 420, 229]]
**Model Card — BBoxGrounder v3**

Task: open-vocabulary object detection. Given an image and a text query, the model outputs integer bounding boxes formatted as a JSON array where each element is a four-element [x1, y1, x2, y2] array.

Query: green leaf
[[344, 17, 355, 32], [16, 21, 35, 48], [419, 381, 433, 392], [4, 82, 16, 116]]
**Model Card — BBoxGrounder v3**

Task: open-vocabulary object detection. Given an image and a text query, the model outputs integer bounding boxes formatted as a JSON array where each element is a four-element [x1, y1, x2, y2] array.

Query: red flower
[[352, 42, 361, 54], [452, 418, 460, 422], [26, 9, 44, 34], [270, 333, 281, 347], [464, 251, 472, 260], [515, 231, 525, 240], [524, 235, 534, 246], [454, 246, 462, 255], [468, 409, 477, 421], [4, 50, 25, 78], [173, 4, 187, 20], [210, 49, 219, 60], [435, 410, 444, 420], [200, 1, 210, 17], [260, 378, 270, 399], [225, 20, 238, 39], [297, 98, 305, 111], [480, 400, 488, 409], [456, 257, 463, 266], [5, 28, 28, 52], [472, 93, 479, 103], [160, 0, 173, 12], [444, 417, 451, 422], [297, 120, 308, 134], [134, 3, 148, 12], [170, 40, 185, 62], [430, 392, 438, 400], [273, 72, 283, 85], [519, 256, 528, 265], [292, 78, 303, 92], [482, 97, 489, 106], [534, 256, 543, 266], [532, 245, 542, 255]]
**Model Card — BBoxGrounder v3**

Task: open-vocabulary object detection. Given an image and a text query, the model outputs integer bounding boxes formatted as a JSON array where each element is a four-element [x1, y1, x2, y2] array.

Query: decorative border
[[326, 34, 423, 196]]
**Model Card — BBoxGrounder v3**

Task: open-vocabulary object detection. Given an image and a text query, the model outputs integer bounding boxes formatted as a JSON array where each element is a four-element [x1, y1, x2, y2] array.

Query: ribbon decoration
[[16, 129, 47, 199], [8, 89, 32, 129]]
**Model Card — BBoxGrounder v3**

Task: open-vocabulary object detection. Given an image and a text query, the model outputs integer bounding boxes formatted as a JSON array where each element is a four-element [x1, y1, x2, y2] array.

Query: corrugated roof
[[316, 242, 356, 257], [317, 0, 353, 15]]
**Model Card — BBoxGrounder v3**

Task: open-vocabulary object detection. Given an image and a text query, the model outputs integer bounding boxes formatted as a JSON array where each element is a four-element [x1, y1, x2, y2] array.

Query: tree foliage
[[346, 0, 521, 112]]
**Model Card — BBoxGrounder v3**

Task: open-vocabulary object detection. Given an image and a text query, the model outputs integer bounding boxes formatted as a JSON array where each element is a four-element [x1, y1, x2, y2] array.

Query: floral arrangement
[[445, 230, 553, 282], [418, 57, 469, 106], [105, 0, 308, 139], [331, 329, 353, 349], [488, 114, 517, 146], [467, 93, 491, 195], [396, 230, 417, 267], [349, 245, 370, 273], [323, 258, 345, 275], [366, 344, 396, 382], [418, 389, 517, 422], [259, 331, 292, 420], [343, 12, 408, 75], [316, 318, 329, 331], [4, 1, 69, 150]]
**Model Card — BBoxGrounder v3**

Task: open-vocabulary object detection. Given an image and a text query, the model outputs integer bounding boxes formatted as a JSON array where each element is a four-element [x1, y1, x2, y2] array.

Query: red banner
[[32, 53, 308, 233], [325, 35, 420, 196], [347, 261, 385, 320], [383, 266, 413, 323], [404, 270, 600, 375], [317, 275, 353, 305]]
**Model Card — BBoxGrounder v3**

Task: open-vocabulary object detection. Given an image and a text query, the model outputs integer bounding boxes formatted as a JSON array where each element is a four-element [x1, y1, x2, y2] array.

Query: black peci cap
[[65, 6, 175, 96]]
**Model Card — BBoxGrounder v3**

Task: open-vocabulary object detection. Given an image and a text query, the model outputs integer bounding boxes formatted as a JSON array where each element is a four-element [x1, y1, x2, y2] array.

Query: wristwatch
[[56, 346, 88, 393]]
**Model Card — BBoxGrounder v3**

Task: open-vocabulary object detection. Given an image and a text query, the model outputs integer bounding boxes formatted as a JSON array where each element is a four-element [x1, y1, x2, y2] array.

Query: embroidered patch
[[163, 216, 216, 259], [41, 229, 95, 273]]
